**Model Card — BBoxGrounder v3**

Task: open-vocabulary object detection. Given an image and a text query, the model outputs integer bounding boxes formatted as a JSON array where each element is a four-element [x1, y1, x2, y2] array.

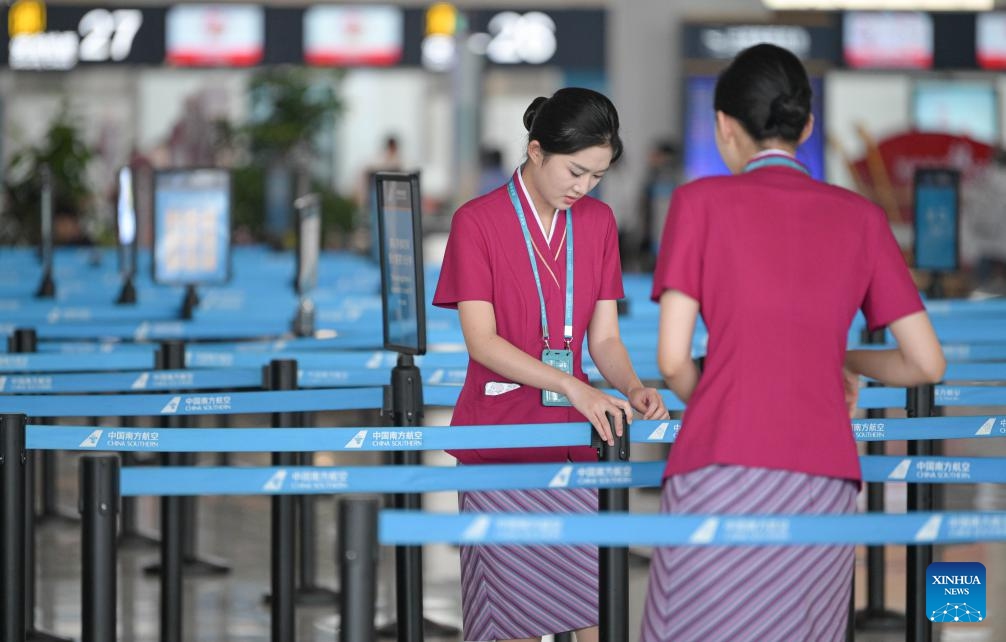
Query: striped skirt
[[640, 465, 858, 642], [458, 487, 599, 641]]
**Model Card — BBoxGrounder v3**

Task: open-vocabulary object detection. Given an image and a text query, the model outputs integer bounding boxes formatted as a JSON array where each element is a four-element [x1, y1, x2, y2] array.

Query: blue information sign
[[914, 168, 960, 272], [153, 168, 231, 284], [376, 172, 426, 355]]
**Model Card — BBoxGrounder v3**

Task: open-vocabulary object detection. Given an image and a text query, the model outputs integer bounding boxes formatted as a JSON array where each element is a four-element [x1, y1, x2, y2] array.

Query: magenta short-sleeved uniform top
[[651, 154, 924, 482], [434, 170, 625, 465]]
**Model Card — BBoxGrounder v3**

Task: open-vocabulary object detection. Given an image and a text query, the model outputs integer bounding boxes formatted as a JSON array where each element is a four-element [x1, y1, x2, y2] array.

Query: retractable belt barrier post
[[387, 353, 425, 642], [338, 497, 380, 642], [907, 384, 936, 642], [597, 414, 630, 642], [118, 341, 159, 549], [855, 328, 904, 633], [79, 455, 119, 642], [296, 426, 339, 605], [267, 360, 297, 642], [157, 341, 185, 642], [144, 340, 230, 579], [1, 413, 26, 642], [9, 329, 72, 642]]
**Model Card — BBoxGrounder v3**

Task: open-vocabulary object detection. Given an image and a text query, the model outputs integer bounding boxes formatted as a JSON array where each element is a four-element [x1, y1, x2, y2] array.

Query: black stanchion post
[[10, 332, 75, 528], [390, 353, 424, 642], [8, 331, 73, 642], [906, 384, 935, 642], [146, 340, 229, 578], [295, 409, 338, 604], [117, 336, 159, 547], [268, 360, 297, 642], [854, 328, 904, 633], [79, 455, 120, 642], [597, 413, 630, 642], [158, 341, 186, 642], [118, 416, 159, 548], [180, 284, 200, 320], [1, 413, 27, 642], [376, 354, 459, 640], [339, 497, 380, 642], [36, 166, 56, 300], [116, 273, 137, 305]]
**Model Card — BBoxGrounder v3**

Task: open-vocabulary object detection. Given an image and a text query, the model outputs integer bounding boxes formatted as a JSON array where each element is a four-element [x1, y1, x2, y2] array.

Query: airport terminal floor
[[27, 405, 1006, 642]]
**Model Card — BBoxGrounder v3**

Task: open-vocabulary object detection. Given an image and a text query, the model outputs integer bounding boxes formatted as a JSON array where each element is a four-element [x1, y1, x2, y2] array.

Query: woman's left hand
[[627, 386, 669, 420]]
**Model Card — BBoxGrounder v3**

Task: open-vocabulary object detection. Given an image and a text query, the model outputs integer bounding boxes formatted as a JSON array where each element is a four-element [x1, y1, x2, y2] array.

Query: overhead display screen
[[976, 12, 1006, 70], [304, 5, 402, 66], [165, 4, 263, 67], [843, 11, 933, 69]]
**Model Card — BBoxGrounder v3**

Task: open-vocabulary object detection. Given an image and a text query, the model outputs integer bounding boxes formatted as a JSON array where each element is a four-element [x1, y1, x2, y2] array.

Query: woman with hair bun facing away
[[641, 44, 945, 641], [434, 87, 668, 641]]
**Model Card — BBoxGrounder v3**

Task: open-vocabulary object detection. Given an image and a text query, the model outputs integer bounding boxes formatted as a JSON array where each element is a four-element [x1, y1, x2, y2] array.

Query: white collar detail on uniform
[[516, 166, 559, 243], [751, 148, 796, 160]]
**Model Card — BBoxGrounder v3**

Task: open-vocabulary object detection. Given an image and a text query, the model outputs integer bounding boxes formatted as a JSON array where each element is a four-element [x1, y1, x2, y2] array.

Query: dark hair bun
[[714, 44, 812, 144], [766, 90, 810, 141], [523, 97, 549, 131]]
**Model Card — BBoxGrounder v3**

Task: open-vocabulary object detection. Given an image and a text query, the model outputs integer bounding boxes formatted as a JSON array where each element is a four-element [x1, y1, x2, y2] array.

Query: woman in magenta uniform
[[434, 88, 668, 642], [640, 45, 946, 642]]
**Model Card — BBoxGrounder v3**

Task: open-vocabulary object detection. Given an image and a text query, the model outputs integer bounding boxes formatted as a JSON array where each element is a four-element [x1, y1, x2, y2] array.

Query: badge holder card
[[542, 347, 574, 406]]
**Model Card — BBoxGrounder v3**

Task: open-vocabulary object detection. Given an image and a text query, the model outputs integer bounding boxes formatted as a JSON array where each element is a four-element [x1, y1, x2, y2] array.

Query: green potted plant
[[3, 106, 95, 245]]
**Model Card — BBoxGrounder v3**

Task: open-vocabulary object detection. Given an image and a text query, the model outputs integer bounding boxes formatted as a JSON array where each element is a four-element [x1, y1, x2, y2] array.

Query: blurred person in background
[[642, 44, 945, 642], [477, 146, 509, 196]]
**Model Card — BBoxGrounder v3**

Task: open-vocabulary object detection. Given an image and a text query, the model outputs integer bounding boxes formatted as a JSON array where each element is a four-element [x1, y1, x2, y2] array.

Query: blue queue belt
[[117, 457, 1006, 497], [379, 511, 1006, 547], [0, 367, 468, 393], [25, 415, 1006, 452], [1, 387, 383, 417]]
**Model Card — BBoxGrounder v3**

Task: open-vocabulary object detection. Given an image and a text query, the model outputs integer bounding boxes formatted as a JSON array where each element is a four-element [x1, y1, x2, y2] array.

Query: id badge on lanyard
[[507, 179, 575, 407], [541, 347, 574, 406]]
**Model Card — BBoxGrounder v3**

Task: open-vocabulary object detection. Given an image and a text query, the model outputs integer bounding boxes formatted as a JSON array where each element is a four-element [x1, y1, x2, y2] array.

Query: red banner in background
[[850, 131, 995, 225]]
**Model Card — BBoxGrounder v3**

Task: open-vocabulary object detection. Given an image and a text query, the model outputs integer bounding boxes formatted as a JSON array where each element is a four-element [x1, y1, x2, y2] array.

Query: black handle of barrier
[[594, 412, 630, 642], [338, 497, 380, 642], [158, 340, 186, 642], [906, 384, 936, 642], [268, 359, 298, 642], [79, 455, 120, 642], [1, 413, 27, 642]]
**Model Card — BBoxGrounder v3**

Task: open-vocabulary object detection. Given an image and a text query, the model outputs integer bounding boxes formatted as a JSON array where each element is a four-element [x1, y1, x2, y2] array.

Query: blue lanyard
[[744, 154, 810, 175], [506, 178, 574, 348]]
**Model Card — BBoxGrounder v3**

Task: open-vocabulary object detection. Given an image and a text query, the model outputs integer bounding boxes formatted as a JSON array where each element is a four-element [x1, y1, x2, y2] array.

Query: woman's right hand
[[563, 379, 634, 446]]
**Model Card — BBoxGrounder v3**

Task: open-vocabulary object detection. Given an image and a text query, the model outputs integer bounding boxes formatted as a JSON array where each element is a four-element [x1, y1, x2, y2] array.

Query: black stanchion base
[[376, 617, 460, 639], [35, 509, 80, 527], [28, 627, 74, 642], [143, 553, 231, 577], [262, 585, 341, 607], [118, 528, 160, 549], [854, 608, 906, 631]]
